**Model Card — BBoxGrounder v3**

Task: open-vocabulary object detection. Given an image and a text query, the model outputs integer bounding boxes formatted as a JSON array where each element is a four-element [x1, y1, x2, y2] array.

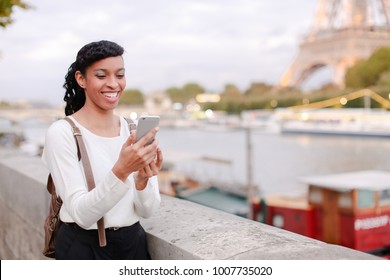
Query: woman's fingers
[[135, 127, 159, 147], [155, 148, 163, 170], [119, 127, 162, 179]]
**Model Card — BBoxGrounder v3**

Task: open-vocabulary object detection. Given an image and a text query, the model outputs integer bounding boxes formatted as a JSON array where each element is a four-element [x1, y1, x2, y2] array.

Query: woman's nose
[[106, 76, 119, 88]]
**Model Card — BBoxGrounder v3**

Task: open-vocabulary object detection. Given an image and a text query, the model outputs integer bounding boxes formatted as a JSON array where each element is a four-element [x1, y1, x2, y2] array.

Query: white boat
[[278, 108, 390, 137]]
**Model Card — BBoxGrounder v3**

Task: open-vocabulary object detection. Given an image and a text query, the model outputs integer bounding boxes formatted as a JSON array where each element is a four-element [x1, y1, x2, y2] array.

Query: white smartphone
[[135, 115, 160, 144]]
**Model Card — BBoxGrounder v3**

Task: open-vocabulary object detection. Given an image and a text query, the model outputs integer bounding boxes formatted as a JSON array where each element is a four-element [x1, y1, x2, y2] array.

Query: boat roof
[[178, 186, 249, 216], [265, 194, 312, 210], [300, 170, 390, 192]]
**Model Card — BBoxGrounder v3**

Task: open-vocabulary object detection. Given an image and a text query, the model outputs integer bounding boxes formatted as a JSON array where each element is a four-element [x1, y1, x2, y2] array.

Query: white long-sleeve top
[[41, 116, 161, 230]]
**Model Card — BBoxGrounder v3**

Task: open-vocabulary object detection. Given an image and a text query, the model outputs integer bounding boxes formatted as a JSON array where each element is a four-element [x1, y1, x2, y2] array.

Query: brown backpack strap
[[47, 174, 55, 194], [64, 117, 107, 247], [47, 174, 63, 203]]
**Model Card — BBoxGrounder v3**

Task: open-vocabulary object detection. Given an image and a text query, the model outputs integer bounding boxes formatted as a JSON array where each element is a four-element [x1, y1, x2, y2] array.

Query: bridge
[[0, 107, 64, 123], [0, 105, 153, 124], [288, 88, 390, 110]]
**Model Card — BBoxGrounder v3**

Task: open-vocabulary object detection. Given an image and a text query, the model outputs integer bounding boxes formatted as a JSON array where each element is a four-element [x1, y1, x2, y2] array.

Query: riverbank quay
[[0, 147, 381, 260]]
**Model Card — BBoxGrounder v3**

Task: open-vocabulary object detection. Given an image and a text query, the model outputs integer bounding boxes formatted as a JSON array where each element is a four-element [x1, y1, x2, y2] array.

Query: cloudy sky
[[0, 0, 319, 105]]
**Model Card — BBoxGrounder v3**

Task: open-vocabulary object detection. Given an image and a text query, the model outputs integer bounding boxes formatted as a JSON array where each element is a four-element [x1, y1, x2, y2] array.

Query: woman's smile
[[102, 91, 120, 100]]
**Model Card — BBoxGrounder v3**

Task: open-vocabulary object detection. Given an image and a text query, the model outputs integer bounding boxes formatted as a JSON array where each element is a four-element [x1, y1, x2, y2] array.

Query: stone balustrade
[[0, 148, 380, 260]]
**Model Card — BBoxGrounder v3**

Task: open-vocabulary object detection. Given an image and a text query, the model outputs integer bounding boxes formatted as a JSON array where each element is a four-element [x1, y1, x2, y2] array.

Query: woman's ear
[[75, 71, 86, 88]]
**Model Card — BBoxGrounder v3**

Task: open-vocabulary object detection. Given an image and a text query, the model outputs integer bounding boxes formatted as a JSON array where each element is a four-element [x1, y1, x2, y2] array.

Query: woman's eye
[[117, 74, 125, 78], [95, 73, 106, 79]]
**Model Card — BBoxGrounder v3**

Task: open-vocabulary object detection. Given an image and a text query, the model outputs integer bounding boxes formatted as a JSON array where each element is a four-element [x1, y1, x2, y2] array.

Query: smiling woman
[[41, 40, 163, 260], [63, 40, 126, 116], [75, 56, 125, 112]]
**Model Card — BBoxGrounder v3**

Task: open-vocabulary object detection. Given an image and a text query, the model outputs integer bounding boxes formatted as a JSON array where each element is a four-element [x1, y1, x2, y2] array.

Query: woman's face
[[77, 56, 126, 111]]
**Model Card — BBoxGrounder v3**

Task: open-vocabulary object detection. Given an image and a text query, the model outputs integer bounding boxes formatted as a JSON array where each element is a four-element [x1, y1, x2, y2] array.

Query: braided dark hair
[[63, 40, 125, 116]]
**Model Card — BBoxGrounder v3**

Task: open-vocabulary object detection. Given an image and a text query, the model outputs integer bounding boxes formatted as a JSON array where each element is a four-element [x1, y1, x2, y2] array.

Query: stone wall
[[0, 149, 49, 259], [0, 148, 380, 260]]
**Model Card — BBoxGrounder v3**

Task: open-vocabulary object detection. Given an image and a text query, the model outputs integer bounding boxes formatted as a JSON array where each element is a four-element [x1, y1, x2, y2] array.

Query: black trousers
[[55, 221, 151, 260]]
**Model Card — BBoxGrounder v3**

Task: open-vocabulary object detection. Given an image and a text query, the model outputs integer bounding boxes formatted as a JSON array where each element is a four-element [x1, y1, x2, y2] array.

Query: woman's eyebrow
[[93, 67, 125, 72]]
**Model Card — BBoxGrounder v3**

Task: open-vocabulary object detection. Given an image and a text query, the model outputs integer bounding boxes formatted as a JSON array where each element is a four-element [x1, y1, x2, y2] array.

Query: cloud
[[23, 32, 82, 62], [0, 0, 317, 105]]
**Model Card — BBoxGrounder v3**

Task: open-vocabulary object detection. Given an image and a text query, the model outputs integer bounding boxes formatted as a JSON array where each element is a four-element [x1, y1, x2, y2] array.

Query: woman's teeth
[[103, 92, 118, 98]]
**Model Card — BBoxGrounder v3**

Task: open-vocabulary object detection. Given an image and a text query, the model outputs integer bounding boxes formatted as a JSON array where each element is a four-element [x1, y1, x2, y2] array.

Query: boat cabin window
[[379, 190, 390, 207], [357, 190, 375, 209], [272, 214, 284, 228], [308, 187, 322, 204], [338, 191, 352, 209]]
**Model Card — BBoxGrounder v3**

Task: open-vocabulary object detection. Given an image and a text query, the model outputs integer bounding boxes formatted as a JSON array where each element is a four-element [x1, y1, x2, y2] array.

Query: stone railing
[[0, 148, 380, 260]]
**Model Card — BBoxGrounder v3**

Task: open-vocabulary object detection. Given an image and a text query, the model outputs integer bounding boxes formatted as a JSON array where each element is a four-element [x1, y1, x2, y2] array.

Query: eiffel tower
[[280, 0, 390, 89]]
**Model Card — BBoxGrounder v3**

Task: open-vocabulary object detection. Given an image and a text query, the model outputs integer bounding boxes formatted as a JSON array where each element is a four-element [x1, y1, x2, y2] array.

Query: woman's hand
[[134, 147, 163, 190], [112, 127, 161, 182]]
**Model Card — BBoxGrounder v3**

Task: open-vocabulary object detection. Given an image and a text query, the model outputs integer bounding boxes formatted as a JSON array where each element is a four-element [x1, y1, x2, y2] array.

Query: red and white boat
[[163, 162, 390, 258], [254, 170, 390, 258]]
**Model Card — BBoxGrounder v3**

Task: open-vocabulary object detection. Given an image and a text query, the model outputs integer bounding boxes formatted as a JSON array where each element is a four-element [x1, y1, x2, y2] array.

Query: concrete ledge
[[0, 148, 380, 260], [142, 196, 379, 259]]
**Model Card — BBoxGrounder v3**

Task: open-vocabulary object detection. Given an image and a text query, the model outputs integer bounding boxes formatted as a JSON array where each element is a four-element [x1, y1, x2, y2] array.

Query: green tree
[[345, 60, 367, 88], [166, 86, 183, 103], [166, 82, 205, 104], [0, 0, 31, 28], [221, 84, 242, 101], [377, 70, 390, 87], [182, 82, 205, 96], [119, 88, 144, 105], [366, 47, 390, 84], [345, 47, 390, 88], [244, 82, 273, 97]]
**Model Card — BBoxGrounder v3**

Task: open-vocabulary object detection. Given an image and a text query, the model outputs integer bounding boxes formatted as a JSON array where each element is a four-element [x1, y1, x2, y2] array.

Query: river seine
[[158, 126, 390, 196], [9, 118, 390, 197]]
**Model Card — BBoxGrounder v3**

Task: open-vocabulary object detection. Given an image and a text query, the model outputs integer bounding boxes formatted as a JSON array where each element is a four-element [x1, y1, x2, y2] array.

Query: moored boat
[[163, 167, 390, 258], [257, 170, 390, 258], [278, 108, 390, 138]]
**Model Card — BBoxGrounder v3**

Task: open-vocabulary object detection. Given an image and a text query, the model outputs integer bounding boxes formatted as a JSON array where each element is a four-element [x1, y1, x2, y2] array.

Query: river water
[[7, 118, 390, 197], [158, 126, 390, 196]]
